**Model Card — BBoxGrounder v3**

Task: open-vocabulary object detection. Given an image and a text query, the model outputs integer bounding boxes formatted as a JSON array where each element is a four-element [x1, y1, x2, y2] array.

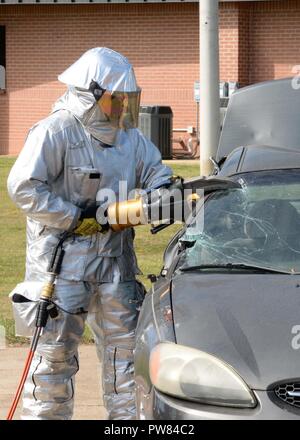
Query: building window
[[0, 26, 5, 90]]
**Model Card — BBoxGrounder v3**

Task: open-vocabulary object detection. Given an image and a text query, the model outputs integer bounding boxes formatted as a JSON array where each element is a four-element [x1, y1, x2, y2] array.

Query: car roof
[[218, 145, 300, 177], [217, 78, 300, 162]]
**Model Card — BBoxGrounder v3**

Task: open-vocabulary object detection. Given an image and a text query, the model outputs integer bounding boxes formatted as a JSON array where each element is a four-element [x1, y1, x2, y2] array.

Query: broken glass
[[179, 170, 300, 274]]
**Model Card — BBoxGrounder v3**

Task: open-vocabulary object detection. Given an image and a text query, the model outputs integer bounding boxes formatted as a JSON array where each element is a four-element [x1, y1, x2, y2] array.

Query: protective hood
[[52, 86, 118, 146], [56, 47, 141, 141], [58, 47, 139, 93]]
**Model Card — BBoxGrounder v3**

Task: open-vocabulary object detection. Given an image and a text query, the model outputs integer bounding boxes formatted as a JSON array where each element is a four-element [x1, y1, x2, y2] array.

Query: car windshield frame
[[178, 169, 300, 275]]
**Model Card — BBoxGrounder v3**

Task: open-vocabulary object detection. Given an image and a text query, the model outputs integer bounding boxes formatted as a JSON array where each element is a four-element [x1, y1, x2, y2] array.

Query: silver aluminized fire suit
[[7, 48, 172, 420]]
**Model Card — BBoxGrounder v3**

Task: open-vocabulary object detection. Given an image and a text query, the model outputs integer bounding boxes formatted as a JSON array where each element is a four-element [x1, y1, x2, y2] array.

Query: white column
[[199, 0, 220, 176]]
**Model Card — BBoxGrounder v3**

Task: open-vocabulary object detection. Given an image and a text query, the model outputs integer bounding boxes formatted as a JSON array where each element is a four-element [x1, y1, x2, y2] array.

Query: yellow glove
[[73, 218, 104, 236]]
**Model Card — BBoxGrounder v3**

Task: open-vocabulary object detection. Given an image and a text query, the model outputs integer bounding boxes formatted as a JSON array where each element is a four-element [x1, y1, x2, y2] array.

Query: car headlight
[[149, 342, 257, 408]]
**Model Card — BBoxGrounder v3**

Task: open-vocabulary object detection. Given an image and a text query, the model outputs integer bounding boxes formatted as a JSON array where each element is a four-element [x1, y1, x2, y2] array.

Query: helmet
[[58, 47, 141, 129]]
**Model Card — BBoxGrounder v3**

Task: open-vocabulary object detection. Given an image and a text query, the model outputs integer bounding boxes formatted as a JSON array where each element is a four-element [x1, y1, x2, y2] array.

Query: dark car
[[134, 78, 300, 420]]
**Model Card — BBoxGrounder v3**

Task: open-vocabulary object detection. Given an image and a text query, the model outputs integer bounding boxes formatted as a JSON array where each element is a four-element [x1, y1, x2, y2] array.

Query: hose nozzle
[[107, 197, 147, 232]]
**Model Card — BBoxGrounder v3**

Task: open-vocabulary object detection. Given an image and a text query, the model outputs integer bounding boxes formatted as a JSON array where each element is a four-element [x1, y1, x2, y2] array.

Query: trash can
[[139, 105, 173, 160]]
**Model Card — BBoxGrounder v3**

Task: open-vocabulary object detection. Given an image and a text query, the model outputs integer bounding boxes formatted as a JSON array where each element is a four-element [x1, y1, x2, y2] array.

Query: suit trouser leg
[[87, 270, 143, 420]]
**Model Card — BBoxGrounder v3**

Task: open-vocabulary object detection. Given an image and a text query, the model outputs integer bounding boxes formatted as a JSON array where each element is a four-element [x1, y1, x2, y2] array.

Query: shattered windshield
[[178, 170, 300, 274]]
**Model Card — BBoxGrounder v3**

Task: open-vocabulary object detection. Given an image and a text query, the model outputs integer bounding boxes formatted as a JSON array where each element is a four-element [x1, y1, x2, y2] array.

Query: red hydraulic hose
[[6, 232, 68, 420], [6, 327, 42, 420]]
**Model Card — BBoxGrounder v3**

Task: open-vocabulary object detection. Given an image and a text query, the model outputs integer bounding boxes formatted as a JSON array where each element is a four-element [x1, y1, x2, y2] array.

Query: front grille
[[274, 382, 300, 408]]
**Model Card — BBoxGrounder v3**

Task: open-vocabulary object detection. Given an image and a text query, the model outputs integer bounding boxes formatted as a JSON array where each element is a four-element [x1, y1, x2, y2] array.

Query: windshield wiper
[[180, 263, 291, 274]]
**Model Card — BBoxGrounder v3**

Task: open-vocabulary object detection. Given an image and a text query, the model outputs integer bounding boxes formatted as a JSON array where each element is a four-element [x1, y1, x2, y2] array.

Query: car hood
[[171, 272, 300, 390], [217, 78, 300, 161]]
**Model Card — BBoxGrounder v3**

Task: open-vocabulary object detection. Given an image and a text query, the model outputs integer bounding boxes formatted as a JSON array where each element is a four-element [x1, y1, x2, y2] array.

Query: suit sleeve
[[7, 123, 81, 231]]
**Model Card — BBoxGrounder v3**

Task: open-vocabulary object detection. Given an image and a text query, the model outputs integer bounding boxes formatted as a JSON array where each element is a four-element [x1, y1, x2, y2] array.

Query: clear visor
[[98, 89, 141, 129]]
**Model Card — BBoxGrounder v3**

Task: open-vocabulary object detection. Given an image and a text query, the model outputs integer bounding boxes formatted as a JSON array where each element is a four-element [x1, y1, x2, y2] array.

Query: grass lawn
[[0, 157, 199, 344]]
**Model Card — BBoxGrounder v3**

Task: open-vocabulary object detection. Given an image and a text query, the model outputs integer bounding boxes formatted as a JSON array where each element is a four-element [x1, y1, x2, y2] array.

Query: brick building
[[0, 0, 299, 155]]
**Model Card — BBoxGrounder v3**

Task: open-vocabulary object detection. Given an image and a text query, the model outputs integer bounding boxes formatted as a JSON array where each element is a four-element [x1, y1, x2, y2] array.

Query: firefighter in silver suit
[[7, 47, 172, 420]]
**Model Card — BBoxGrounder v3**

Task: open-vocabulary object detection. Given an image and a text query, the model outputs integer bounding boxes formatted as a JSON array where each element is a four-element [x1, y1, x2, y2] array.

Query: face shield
[[97, 88, 141, 129], [58, 48, 141, 130]]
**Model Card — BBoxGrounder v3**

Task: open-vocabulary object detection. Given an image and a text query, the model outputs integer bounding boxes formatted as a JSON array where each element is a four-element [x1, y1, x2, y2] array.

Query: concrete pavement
[[0, 345, 107, 420]]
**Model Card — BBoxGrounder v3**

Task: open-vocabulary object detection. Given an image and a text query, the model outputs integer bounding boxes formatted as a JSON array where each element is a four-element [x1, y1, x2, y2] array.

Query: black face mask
[[89, 80, 106, 102]]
